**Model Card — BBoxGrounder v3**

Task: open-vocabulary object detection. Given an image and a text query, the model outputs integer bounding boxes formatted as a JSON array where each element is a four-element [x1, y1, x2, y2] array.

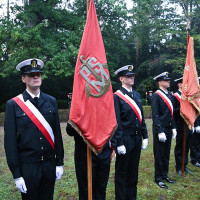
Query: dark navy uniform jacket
[[195, 116, 200, 127], [112, 87, 148, 153], [173, 90, 184, 128], [152, 89, 176, 134], [4, 90, 64, 179]]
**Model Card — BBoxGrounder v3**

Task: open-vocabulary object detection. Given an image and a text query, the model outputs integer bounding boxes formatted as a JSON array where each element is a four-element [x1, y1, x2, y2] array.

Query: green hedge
[[0, 112, 4, 126], [0, 100, 69, 113], [143, 105, 152, 119], [0, 109, 69, 126], [0, 104, 6, 113], [57, 100, 68, 109], [59, 109, 69, 122], [0, 106, 152, 126]]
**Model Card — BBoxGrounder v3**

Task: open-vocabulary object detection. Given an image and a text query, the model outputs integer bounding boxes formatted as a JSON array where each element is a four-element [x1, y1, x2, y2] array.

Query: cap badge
[[31, 60, 37, 68], [128, 66, 132, 71]]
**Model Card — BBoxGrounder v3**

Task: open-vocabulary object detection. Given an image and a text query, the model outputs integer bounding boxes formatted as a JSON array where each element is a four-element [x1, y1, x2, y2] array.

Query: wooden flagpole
[[86, 1, 92, 199], [87, 144, 92, 200], [181, 19, 191, 177]]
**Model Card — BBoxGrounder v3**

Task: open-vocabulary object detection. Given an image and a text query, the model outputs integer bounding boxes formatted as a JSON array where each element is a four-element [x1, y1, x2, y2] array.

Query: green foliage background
[[0, 0, 200, 106]]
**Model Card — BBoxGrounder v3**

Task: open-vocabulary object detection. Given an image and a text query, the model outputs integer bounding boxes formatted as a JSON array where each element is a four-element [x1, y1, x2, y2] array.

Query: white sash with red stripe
[[115, 90, 142, 124], [174, 92, 181, 102], [155, 90, 173, 117], [13, 94, 55, 150]]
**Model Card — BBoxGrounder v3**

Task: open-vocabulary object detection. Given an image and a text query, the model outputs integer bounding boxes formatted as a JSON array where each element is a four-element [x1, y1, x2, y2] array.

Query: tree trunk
[[7, 0, 9, 20]]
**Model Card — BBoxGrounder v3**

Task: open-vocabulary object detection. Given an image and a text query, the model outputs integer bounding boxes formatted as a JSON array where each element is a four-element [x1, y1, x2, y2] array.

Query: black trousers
[[153, 128, 172, 182], [190, 131, 200, 164], [21, 158, 56, 200], [174, 126, 191, 170], [74, 147, 111, 200], [115, 135, 142, 200]]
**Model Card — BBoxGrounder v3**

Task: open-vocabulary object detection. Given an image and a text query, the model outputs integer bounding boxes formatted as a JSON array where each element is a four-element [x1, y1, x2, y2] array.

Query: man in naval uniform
[[173, 77, 193, 176], [152, 72, 176, 189], [146, 90, 153, 105], [4, 58, 64, 200], [112, 65, 148, 200], [66, 123, 112, 200]]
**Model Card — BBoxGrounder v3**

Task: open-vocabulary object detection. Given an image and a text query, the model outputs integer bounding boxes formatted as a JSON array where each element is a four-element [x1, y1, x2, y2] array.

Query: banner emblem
[[79, 55, 110, 99]]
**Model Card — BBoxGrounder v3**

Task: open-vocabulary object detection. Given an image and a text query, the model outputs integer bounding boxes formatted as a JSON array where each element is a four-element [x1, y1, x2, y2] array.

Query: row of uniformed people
[[68, 69, 200, 195], [4, 60, 148, 200], [4, 58, 199, 200], [4, 60, 149, 200], [152, 73, 200, 189]]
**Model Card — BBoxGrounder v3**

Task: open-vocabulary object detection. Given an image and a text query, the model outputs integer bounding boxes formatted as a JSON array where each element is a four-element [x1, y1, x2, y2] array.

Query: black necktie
[[34, 97, 39, 107], [129, 91, 133, 98]]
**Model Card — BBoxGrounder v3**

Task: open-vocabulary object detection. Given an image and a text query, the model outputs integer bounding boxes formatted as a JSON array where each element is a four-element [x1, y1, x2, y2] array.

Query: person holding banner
[[173, 77, 193, 176], [152, 72, 176, 189], [4, 58, 64, 200], [66, 122, 111, 200], [112, 65, 148, 200]]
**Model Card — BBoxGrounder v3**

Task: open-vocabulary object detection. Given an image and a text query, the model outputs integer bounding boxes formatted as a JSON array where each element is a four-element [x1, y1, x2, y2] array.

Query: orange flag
[[180, 36, 200, 129], [69, 0, 117, 154]]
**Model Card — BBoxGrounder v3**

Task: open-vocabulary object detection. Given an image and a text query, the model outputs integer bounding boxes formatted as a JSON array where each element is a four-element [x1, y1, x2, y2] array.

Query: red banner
[[69, 0, 117, 154], [180, 36, 200, 129]]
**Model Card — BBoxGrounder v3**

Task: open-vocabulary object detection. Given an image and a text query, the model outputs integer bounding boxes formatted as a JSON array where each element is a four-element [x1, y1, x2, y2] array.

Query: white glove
[[117, 145, 126, 155], [158, 132, 167, 142], [192, 126, 195, 133], [56, 166, 64, 180], [195, 126, 200, 133], [142, 138, 148, 150], [172, 129, 177, 139], [15, 177, 27, 193]]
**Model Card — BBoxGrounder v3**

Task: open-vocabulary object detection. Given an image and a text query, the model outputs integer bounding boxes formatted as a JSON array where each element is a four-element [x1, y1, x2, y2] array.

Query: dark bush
[[142, 98, 147, 105], [56, 100, 68, 109], [0, 104, 6, 113]]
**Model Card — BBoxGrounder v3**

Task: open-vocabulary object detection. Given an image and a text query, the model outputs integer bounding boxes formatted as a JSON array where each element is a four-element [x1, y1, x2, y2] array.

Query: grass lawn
[[0, 119, 200, 199]]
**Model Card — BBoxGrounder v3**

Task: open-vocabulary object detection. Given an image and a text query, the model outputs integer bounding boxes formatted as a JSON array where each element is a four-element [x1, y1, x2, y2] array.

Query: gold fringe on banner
[[68, 119, 118, 155]]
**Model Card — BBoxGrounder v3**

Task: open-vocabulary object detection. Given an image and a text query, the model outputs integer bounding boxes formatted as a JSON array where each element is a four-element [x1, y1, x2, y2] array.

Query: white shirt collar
[[122, 86, 132, 93], [26, 89, 40, 98], [159, 88, 168, 94]]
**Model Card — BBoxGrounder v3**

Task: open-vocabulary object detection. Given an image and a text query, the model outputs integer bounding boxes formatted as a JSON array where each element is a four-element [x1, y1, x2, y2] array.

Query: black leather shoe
[[156, 181, 168, 189], [163, 177, 176, 183], [194, 162, 200, 168], [177, 169, 185, 177], [185, 167, 194, 174]]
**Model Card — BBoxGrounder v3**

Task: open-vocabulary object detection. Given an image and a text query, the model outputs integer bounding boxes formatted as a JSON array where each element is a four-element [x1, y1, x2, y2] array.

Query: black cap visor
[[118, 70, 135, 77], [157, 77, 170, 82], [21, 65, 43, 74]]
